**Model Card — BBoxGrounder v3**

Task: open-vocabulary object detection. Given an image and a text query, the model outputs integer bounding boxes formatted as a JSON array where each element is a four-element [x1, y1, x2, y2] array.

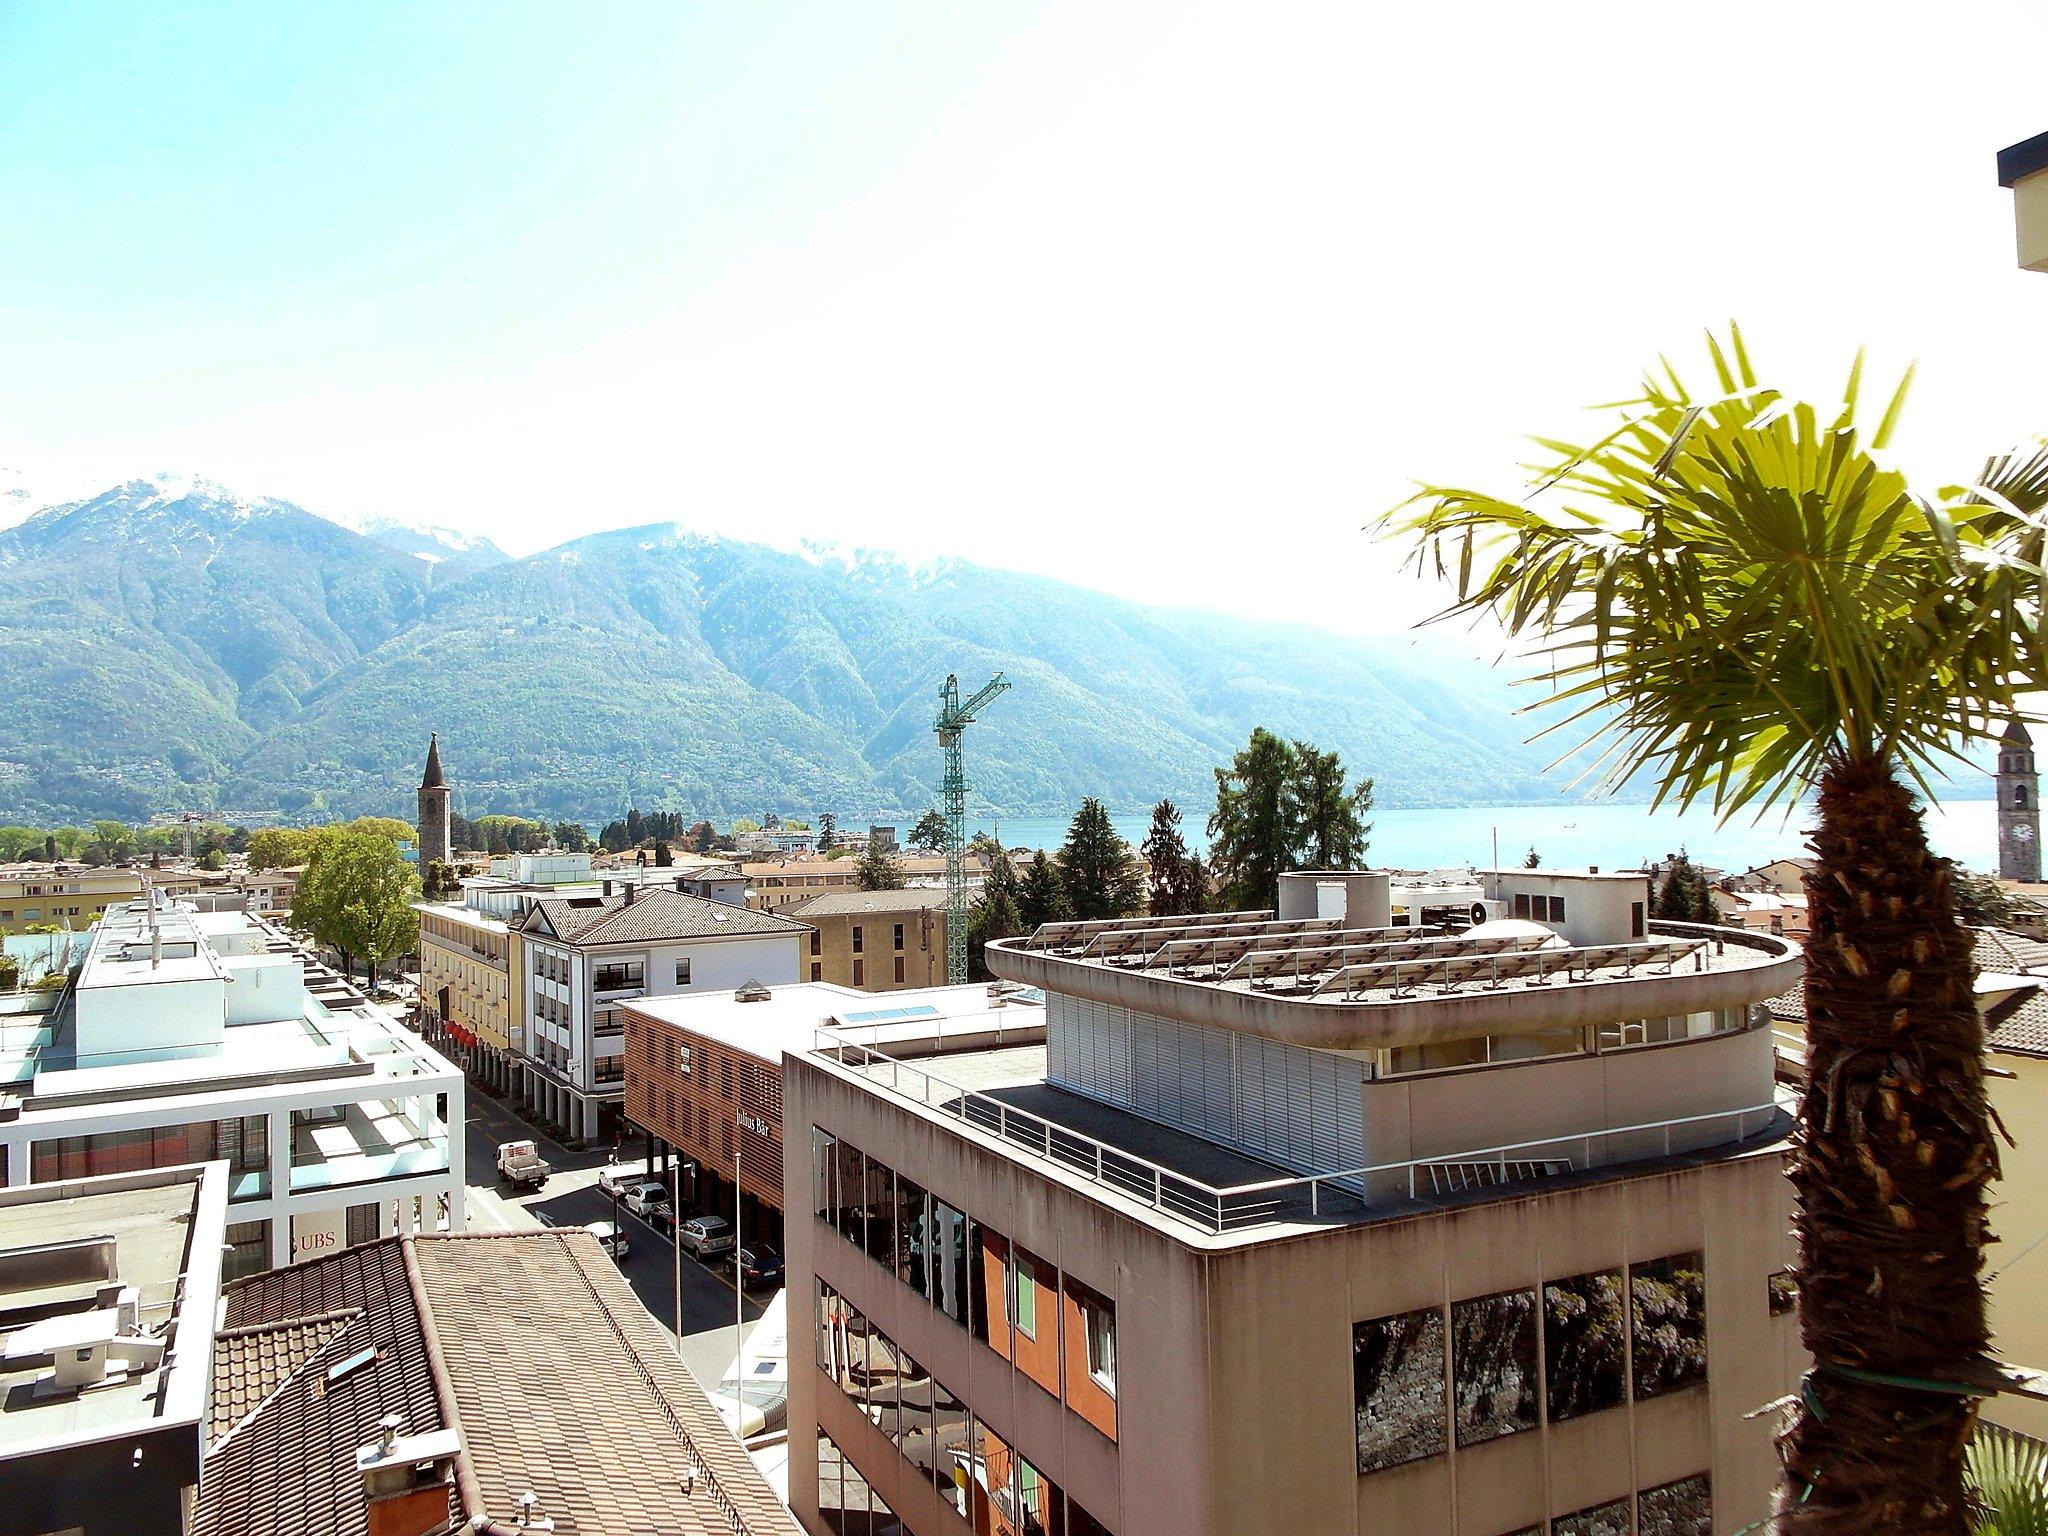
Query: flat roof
[[624, 981, 1045, 1066], [989, 915, 1800, 1052], [2000, 128, 2048, 187], [0, 1163, 225, 1457]]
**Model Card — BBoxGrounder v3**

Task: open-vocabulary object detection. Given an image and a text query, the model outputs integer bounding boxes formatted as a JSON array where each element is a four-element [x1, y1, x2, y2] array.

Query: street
[[459, 1083, 767, 1386]]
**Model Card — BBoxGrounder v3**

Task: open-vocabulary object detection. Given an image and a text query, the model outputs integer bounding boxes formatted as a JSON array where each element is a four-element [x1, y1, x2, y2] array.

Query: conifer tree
[[1017, 850, 1072, 930], [856, 832, 906, 891], [1057, 799, 1144, 920], [1142, 799, 1206, 916]]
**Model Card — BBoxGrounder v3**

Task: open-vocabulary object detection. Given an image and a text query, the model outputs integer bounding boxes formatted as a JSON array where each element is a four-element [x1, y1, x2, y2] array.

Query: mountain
[[1, 477, 1640, 826]]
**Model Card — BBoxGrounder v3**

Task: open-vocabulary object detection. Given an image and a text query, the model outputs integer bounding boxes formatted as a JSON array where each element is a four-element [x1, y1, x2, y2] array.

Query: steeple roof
[[421, 733, 446, 790], [2006, 718, 2035, 748]]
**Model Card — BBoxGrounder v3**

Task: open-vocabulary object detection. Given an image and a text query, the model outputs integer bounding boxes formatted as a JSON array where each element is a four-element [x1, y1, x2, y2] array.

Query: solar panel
[[1312, 938, 1706, 999], [1022, 909, 1272, 952], [1143, 924, 1428, 976], [1230, 930, 1539, 989]]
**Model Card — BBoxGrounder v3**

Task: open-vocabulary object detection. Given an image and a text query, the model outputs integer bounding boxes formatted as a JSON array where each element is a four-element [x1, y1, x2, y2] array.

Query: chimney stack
[[602, 879, 613, 897], [623, 884, 636, 906], [357, 1415, 462, 1536]]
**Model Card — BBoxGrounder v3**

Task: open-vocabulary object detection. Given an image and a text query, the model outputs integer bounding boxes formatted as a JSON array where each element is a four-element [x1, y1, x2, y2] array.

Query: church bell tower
[[418, 733, 452, 869], [1997, 718, 2041, 883]]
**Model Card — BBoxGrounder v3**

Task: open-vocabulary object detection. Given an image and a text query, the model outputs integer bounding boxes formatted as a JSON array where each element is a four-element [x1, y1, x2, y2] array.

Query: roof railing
[[813, 1030, 1788, 1235]]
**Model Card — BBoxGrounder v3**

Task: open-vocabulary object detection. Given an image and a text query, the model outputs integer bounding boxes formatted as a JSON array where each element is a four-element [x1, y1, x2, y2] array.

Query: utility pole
[[933, 672, 1011, 985]]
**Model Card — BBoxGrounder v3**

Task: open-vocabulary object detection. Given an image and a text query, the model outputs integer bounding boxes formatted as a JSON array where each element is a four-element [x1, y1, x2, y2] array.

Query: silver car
[[676, 1215, 735, 1259]]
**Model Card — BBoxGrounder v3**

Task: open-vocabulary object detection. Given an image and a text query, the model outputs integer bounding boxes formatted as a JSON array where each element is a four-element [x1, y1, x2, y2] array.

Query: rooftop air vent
[[734, 981, 772, 1003]]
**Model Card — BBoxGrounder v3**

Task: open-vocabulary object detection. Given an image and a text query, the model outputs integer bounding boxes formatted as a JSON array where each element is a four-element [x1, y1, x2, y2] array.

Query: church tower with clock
[[1998, 718, 2041, 883]]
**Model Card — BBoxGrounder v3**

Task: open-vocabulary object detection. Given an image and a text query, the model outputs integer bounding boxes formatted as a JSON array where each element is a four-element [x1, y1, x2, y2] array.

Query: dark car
[[733, 1244, 784, 1289]]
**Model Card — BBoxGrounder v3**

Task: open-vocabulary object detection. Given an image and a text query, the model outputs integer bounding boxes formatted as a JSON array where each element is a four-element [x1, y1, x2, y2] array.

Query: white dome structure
[[1462, 917, 1571, 949]]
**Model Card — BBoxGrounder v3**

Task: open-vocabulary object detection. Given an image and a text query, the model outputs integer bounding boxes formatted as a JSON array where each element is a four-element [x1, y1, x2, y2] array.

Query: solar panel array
[[1021, 910, 1272, 953], [1225, 930, 1547, 992], [1313, 939, 1705, 999], [1142, 925, 1441, 979]]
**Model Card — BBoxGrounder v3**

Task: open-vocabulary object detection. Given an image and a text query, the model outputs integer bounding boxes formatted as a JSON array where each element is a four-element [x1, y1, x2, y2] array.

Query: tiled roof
[[208, 1309, 361, 1443], [1989, 992, 2048, 1059], [791, 887, 951, 917], [198, 1240, 447, 1536], [1972, 926, 2048, 975], [527, 888, 809, 946], [197, 1231, 799, 1536], [1764, 978, 1805, 1022]]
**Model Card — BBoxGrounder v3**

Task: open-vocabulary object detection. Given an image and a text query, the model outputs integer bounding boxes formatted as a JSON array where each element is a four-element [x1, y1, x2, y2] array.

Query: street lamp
[[1998, 130, 2048, 273]]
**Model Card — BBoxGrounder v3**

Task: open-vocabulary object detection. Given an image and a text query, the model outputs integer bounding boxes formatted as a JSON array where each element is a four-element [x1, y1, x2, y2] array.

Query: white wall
[[74, 977, 226, 1065]]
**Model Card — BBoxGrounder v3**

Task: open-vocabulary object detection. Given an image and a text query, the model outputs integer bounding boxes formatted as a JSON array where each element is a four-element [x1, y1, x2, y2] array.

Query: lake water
[[968, 797, 2004, 875]]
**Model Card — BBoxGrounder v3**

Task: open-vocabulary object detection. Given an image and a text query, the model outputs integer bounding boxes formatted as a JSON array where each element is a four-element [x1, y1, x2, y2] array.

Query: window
[[1768, 1270, 1798, 1317], [1009, 1249, 1037, 1338], [675, 958, 692, 986], [1353, 1306, 1447, 1473], [1639, 1474, 1713, 1536], [1631, 900, 1646, 937], [595, 1057, 624, 1084], [1017, 1457, 1065, 1536], [972, 1221, 1008, 1347], [677, 1044, 693, 1074], [852, 925, 864, 954], [893, 956, 906, 984], [816, 1428, 897, 1536], [893, 923, 905, 950], [223, 1219, 270, 1281], [931, 1198, 972, 1330], [852, 959, 864, 986], [890, 1173, 930, 1293], [1631, 1253, 1707, 1399], [1554, 1499, 1631, 1536], [812, 963, 823, 981], [2019, 784, 2031, 809], [969, 1416, 1012, 1536], [593, 960, 643, 992], [1549, 895, 1567, 922], [930, 1379, 970, 1515], [837, 1142, 869, 1250], [810, 929, 822, 956], [1079, 1288, 1117, 1394], [1452, 1289, 1537, 1445], [1544, 1269, 1626, 1422]]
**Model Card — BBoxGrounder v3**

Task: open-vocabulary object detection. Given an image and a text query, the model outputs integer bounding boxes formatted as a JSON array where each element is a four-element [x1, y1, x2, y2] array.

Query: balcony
[[287, 1102, 450, 1193]]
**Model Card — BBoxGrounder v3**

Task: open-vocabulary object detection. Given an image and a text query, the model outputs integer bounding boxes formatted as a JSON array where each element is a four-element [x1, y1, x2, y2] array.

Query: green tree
[[1141, 799, 1205, 916], [816, 812, 837, 853], [292, 828, 422, 994], [909, 808, 949, 852], [1653, 849, 1718, 925], [965, 885, 1022, 982], [1293, 741, 1374, 867], [654, 839, 674, 868], [347, 816, 416, 843], [197, 847, 226, 871], [732, 818, 762, 835], [248, 828, 313, 871], [1523, 847, 1542, 869], [1016, 850, 1072, 931], [1954, 867, 2017, 928], [1207, 728, 1303, 911], [90, 820, 134, 864], [855, 832, 905, 891], [1378, 328, 2045, 1532], [552, 821, 590, 852], [1057, 799, 1144, 921], [0, 954, 19, 992]]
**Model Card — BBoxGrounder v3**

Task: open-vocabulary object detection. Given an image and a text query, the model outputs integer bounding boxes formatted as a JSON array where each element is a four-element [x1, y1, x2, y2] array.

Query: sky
[[4, 1, 2048, 637]]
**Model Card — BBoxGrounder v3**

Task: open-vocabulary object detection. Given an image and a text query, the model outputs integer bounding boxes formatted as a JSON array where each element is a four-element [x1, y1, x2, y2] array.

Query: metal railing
[[815, 1031, 1790, 1235]]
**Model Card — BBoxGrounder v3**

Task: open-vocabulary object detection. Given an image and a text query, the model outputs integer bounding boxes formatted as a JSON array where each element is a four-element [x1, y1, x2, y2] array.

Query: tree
[[1653, 849, 1718, 925], [1207, 728, 1301, 911], [855, 832, 905, 891], [552, 821, 590, 852], [91, 820, 134, 864], [1377, 328, 2045, 1533], [1953, 866, 2016, 928], [347, 816, 416, 844], [292, 828, 421, 994], [0, 954, 19, 992], [654, 839, 674, 868], [687, 821, 716, 855], [197, 847, 226, 871], [1523, 847, 1542, 869], [909, 809, 949, 852], [816, 813, 837, 854], [1142, 799, 1203, 916], [421, 858, 462, 901], [731, 818, 762, 835], [965, 886, 1022, 982], [248, 828, 313, 871], [1057, 799, 1144, 921], [1016, 851, 1072, 931], [1293, 741, 1374, 867]]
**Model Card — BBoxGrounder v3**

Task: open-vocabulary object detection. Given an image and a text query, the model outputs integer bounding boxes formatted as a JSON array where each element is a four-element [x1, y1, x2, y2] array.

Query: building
[[515, 886, 811, 1142], [623, 981, 1045, 1240], [416, 732, 451, 868], [195, 1227, 802, 1536], [1999, 718, 2042, 883], [0, 864, 157, 937], [0, 1161, 229, 1536], [786, 868, 1803, 1536], [747, 858, 864, 914], [793, 888, 950, 990], [0, 894, 465, 1274], [414, 896, 524, 1094], [1999, 129, 2048, 272], [739, 828, 831, 856]]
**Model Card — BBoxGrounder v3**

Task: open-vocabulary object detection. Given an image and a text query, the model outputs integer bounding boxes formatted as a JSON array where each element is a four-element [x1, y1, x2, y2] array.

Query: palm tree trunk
[[1781, 755, 1998, 1533]]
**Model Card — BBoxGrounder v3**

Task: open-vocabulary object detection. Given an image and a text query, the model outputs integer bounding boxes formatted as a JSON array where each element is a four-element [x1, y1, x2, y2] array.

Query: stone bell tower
[[1997, 718, 2041, 883], [417, 733, 452, 869]]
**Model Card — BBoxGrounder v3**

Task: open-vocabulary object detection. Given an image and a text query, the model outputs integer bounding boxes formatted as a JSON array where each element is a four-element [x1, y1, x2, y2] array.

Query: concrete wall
[[222, 954, 303, 1026], [806, 908, 947, 992], [1985, 1052, 2048, 1440], [74, 976, 225, 1065], [1483, 871, 1651, 947]]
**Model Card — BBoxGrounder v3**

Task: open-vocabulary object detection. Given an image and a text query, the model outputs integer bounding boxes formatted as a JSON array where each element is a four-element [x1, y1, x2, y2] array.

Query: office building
[[785, 868, 1803, 1536], [0, 1161, 229, 1536], [0, 894, 465, 1274], [792, 889, 950, 991]]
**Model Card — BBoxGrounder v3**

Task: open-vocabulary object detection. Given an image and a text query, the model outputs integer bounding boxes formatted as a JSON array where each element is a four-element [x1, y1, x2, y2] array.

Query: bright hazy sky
[[5, 2, 2048, 636]]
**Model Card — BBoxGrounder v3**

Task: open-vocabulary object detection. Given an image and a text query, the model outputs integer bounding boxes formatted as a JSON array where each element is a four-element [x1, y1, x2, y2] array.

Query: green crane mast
[[934, 671, 1010, 985]]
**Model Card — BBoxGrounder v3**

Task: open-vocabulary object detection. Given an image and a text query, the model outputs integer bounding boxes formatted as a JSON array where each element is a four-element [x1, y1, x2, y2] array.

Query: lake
[[968, 797, 2004, 875]]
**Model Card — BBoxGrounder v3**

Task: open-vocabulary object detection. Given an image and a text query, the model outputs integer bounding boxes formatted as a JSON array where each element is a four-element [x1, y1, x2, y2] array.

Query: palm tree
[[1374, 328, 2047, 1533]]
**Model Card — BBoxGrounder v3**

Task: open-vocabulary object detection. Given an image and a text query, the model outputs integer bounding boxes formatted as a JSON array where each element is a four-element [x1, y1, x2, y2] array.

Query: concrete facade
[[793, 889, 949, 991]]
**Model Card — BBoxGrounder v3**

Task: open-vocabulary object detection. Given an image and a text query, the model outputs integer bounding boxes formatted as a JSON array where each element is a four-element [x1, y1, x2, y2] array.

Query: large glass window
[[931, 1379, 971, 1517], [890, 1173, 930, 1294], [1353, 1305, 1447, 1473], [970, 1415, 1016, 1536], [1543, 1269, 1626, 1422], [1075, 1283, 1117, 1394], [1554, 1499, 1629, 1536], [223, 1219, 269, 1280], [861, 1160, 896, 1271], [931, 1198, 973, 1330], [1451, 1288, 1538, 1446], [1017, 1456, 1065, 1536], [837, 1142, 869, 1250], [860, 1328, 900, 1431], [817, 1429, 900, 1536], [1639, 1474, 1712, 1536], [1068, 1501, 1112, 1536], [1630, 1253, 1707, 1400], [593, 960, 643, 992]]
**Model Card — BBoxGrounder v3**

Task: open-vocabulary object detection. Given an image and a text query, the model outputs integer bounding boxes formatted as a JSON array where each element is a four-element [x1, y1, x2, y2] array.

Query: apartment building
[[516, 886, 810, 1142], [0, 863, 215, 937], [1, 1161, 229, 1536], [0, 894, 465, 1275], [748, 858, 864, 913], [623, 981, 1045, 1238], [794, 888, 950, 990], [414, 897, 523, 1093], [785, 869, 1803, 1536]]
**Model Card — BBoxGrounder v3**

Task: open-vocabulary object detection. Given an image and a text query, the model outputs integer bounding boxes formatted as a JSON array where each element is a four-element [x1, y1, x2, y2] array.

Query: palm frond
[[1967, 1422, 2048, 1536]]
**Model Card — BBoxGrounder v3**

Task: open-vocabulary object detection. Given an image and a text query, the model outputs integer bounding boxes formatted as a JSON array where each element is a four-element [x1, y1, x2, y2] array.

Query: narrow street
[[459, 1082, 768, 1386]]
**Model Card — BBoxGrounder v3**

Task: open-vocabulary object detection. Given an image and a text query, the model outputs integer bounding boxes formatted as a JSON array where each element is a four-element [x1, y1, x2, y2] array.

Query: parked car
[[676, 1214, 736, 1260], [584, 1220, 629, 1262], [732, 1244, 784, 1289], [598, 1163, 659, 1199], [495, 1140, 549, 1190], [620, 1180, 672, 1224]]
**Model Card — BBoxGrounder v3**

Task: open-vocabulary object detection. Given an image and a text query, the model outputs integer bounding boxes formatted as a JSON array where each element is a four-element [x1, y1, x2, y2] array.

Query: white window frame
[[1084, 1295, 1116, 1394]]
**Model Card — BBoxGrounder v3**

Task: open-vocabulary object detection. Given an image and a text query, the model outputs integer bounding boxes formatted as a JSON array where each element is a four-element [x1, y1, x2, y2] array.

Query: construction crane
[[934, 671, 1010, 985]]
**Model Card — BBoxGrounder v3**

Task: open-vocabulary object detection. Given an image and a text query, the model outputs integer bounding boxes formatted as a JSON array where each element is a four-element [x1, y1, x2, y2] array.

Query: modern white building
[[515, 886, 810, 1141], [0, 894, 464, 1276]]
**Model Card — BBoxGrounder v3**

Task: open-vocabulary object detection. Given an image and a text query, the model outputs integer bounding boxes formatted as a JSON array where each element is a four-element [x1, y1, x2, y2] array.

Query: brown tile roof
[[208, 1308, 361, 1443], [527, 888, 810, 946], [1988, 992, 2048, 1059], [790, 887, 951, 917], [1764, 978, 1805, 1022], [1972, 926, 2048, 975], [198, 1231, 798, 1536]]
